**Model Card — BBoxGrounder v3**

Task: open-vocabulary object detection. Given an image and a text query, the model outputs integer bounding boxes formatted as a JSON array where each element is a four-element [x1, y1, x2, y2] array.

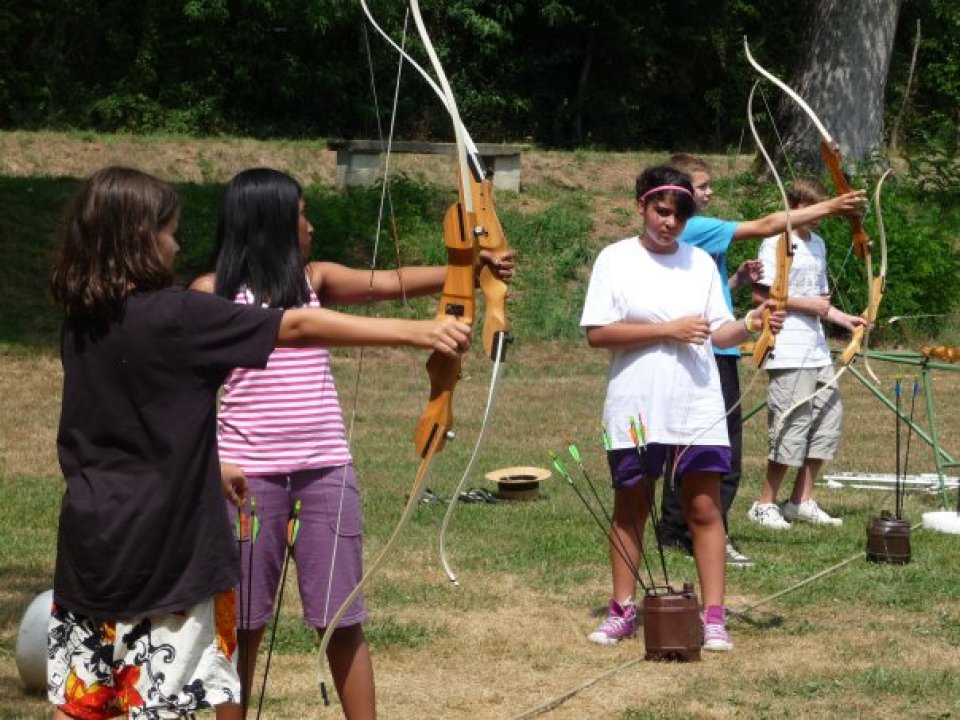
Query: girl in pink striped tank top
[[192, 168, 514, 716]]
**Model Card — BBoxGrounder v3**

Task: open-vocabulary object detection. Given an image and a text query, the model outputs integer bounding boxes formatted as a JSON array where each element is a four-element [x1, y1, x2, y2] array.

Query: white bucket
[[15, 589, 53, 693]]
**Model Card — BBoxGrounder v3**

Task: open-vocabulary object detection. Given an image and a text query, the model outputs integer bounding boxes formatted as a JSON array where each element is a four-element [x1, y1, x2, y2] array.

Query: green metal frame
[[852, 350, 959, 508], [742, 349, 959, 509]]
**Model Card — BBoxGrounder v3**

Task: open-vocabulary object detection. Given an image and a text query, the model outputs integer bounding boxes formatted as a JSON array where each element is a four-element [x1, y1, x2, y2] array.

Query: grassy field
[[1, 132, 959, 718]]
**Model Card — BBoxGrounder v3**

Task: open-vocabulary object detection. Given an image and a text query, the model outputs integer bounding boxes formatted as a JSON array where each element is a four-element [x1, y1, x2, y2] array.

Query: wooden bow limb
[[820, 143, 871, 261], [839, 169, 891, 384], [318, 0, 515, 704], [745, 80, 794, 369], [744, 38, 869, 258], [751, 229, 793, 367], [317, 2, 479, 705], [359, 0, 487, 180], [435, 171, 514, 585], [438, 331, 507, 586], [471, 175, 512, 358], [359, 0, 513, 359]]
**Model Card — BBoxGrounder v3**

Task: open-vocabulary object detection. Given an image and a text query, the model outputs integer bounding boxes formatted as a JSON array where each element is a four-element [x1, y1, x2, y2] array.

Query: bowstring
[[319, 0, 412, 669], [758, 86, 796, 182], [345, 9, 411, 445]]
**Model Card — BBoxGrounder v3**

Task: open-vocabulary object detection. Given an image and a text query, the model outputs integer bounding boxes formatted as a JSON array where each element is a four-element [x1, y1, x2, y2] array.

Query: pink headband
[[640, 184, 694, 202]]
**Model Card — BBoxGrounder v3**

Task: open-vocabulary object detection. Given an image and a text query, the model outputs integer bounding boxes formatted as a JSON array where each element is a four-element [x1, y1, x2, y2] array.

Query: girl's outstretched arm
[[311, 250, 516, 306], [277, 307, 471, 357]]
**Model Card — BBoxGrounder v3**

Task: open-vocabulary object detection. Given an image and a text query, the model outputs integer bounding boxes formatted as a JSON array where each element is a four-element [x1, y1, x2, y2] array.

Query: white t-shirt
[[756, 231, 831, 370], [580, 237, 734, 449]]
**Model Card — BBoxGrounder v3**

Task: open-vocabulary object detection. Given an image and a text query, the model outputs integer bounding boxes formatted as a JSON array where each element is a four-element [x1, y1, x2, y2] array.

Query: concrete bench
[[327, 139, 524, 192]]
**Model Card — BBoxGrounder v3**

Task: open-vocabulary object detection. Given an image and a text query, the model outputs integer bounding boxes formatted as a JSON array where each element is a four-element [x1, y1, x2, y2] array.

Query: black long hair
[[634, 165, 697, 221], [211, 168, 310, 309]]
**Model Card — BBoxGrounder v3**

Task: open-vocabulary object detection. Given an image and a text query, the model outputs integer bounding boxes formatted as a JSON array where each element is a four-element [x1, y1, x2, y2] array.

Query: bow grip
[[753, 231, 792, 368], [470, 176, 512, 359], [413, 202, 476, 458]]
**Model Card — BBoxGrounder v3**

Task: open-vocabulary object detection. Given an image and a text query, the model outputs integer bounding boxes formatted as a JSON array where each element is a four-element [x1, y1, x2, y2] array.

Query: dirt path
[[0, 130, 751, 194]]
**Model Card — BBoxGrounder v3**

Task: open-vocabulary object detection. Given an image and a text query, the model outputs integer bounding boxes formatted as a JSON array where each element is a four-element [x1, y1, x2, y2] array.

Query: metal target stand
[[742, 348, 960, 510]]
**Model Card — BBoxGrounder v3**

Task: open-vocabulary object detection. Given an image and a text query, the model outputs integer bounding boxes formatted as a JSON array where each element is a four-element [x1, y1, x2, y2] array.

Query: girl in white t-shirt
[[580, 165, 783, 651]]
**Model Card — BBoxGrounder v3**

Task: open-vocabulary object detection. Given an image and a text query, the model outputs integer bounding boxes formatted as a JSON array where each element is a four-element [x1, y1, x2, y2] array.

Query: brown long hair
[[51, 166, 180, 323]]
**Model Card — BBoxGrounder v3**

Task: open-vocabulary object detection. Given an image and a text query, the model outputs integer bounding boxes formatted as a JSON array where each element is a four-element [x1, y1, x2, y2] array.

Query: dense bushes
[[1, 1, 958, 155]]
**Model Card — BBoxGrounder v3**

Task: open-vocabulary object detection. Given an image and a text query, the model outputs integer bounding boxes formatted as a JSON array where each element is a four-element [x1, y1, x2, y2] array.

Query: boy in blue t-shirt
[[658, 153, 866, 566]]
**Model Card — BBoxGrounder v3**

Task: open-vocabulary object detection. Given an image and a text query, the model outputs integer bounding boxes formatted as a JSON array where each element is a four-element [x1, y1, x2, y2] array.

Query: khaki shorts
[[767, 365, 842, 467], [48, 590, 241, 719]]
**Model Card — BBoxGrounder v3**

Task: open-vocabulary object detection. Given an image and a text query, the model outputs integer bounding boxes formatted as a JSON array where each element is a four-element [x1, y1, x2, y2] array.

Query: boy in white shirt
[[748, 178, 866, 529]]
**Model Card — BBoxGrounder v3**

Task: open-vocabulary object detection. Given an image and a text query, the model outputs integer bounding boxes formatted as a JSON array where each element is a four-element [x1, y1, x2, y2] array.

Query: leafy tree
[[891, 0, 960, 156], [0, 0, 957, 154]]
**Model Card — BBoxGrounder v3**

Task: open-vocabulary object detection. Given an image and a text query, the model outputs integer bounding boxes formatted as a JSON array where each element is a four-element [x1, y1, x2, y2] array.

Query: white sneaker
[[747, 502, 791, 530], [782, 499, 843, 526], [725, 541, 755, 567]]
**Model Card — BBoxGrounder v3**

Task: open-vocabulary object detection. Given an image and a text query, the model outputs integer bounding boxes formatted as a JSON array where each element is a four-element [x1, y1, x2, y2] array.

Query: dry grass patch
[[0, 355, 61, 479], [2, 316, 959, 719]]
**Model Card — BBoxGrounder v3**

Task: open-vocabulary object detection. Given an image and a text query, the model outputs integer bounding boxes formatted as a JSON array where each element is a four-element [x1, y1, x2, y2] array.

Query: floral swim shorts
[[48, 590, 241, 719]]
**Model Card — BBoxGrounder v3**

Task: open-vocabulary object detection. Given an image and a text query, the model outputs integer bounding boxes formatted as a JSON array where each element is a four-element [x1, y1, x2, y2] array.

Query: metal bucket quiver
[[866, 514, 911, 564], [642, 583, 702, 662]]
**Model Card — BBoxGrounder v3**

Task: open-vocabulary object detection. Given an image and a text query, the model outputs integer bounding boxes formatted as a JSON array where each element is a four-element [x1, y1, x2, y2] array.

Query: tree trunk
[[571, 23, 597, 146], [780, 0, 902, 173]]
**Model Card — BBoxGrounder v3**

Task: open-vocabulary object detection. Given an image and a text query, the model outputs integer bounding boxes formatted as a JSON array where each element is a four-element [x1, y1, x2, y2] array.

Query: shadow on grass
[[0, 563, 54, 636], [0, 563, 53, 715], [0, 676, 47, 719], [728, 609, 785, 630]]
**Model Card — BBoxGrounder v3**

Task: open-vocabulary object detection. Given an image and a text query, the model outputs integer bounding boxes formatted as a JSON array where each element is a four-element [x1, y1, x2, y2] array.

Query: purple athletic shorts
[[606, 443, 731, 489], [228, 465, 366, 630]]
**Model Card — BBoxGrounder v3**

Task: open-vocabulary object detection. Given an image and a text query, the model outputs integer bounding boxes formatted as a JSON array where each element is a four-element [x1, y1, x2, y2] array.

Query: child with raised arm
[[658, 153, 867, 566], [47, 166, 471, 720], [580, 165, 783, 651], [747, 178, 865, 529], [192, 168, 514, 718]]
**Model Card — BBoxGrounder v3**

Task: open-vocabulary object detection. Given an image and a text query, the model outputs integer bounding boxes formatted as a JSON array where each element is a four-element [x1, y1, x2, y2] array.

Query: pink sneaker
[[703, 622, 733, 651], [587, 599, 637, 645]]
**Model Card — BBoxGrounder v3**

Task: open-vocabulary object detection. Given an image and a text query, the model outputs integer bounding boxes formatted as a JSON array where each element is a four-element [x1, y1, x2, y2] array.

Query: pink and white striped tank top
[[217, 286, 352, 474]]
